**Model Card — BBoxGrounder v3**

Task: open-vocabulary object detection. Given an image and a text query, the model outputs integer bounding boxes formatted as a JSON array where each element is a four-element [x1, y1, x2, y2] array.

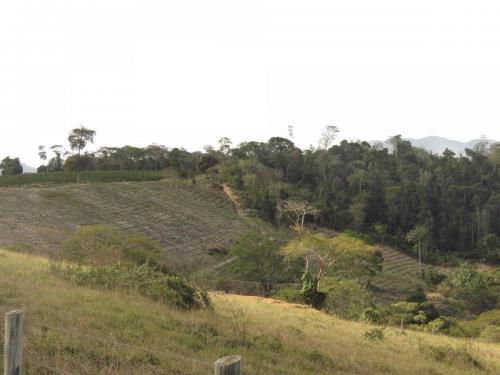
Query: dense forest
[[2, 126, 500, 264]]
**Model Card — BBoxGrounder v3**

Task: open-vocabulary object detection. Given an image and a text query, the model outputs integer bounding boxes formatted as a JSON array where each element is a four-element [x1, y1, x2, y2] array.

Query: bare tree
[[319, 125, 340, 150], [277, 200, 320, 228]]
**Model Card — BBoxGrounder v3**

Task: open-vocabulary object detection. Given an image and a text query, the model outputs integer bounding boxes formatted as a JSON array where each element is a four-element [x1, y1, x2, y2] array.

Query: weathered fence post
[[214, 355, 241, 375], [4, 310, 24, 375]]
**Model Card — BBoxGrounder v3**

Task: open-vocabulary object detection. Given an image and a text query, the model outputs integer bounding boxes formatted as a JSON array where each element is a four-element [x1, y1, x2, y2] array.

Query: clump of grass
[[418, 341, 483, 369], [365, 328, 385, 341]]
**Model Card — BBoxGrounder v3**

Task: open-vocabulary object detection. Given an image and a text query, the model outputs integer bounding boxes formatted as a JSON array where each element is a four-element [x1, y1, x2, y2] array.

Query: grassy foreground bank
[[0, 249, 499, 374]]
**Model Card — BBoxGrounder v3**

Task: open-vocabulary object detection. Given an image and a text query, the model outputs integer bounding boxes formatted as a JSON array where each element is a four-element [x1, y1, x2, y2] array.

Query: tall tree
[[68, 126, 96, 156], [319, 125, 340, 150], [406, 224, 430, 273], [38, 145, 47, 166]]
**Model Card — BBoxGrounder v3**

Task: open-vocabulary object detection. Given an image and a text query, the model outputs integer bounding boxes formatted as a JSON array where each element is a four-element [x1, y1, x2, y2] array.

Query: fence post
[[214, 355, 241, 375], [4, 310, 24, 375]]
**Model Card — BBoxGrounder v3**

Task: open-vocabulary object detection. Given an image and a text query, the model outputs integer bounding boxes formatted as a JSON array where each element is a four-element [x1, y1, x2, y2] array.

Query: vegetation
[[55, 226, 210, 310], [0, 156, 23, 175], [281, 230, 382, 306], [1, 248, 499, 374], [226, 224, 295, 296]]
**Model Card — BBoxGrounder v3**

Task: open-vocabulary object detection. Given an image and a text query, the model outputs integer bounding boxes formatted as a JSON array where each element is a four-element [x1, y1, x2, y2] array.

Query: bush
[[52, 262, 210, 310], [406, 285, 427, 303], [478, 325, 500, 343], [323, 280, 373, 320], [364, 328, 384, 341], [273, 287, 304, 304], [421, 267, 447, 287], [448, 263, 498, 312], [61, 225, 164, 269], [343, 230, 374, 245], [363, 301, 439, 326]]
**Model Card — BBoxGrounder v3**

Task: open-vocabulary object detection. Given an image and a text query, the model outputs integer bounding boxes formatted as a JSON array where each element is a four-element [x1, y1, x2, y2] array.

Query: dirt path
[[222, 184, 246, 218]]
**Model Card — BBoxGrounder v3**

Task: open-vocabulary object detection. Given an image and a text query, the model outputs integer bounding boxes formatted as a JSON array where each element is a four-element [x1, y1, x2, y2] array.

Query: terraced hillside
[[372, 245, 451, 304], [0, 179, 242, 271]]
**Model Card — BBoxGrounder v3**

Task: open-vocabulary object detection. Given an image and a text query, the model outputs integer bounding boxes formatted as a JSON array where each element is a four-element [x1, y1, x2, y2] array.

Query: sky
[[2, 1, 500, 167]]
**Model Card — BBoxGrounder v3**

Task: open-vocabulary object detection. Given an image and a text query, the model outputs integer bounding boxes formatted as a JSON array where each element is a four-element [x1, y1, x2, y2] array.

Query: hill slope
[[0, 249, 499, 374], [0, 179, 242, 271]]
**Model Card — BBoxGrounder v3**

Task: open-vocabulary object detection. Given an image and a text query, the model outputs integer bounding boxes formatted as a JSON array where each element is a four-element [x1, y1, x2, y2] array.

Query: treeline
[[216, 135, 500, 263]]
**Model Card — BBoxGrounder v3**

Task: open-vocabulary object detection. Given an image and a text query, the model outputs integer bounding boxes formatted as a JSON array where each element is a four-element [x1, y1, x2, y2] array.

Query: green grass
[[0, 248, 499, 374], [0, 170, 162, 186]]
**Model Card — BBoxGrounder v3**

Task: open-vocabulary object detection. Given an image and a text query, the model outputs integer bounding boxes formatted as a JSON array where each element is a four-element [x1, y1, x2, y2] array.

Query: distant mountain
[[371, 136, 497, 156], [22, 163, 37, 173]]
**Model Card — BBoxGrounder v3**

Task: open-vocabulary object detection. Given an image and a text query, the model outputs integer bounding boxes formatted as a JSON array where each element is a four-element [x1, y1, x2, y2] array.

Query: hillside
[[1, 248, 499, 374], [371, 245, 450, 304], [0, 179, 242, 271]]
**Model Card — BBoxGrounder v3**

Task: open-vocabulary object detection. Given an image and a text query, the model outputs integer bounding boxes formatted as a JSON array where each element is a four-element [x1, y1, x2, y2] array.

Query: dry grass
[[0, 249, 499, 374]]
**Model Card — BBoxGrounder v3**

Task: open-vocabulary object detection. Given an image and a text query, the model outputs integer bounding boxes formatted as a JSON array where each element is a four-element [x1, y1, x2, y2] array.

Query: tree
[[47, 145, 64, 172], [277, 200, 320, 228], [38, 145, 47, 167], [0, 157, 23, 175], [68, 126, 96, 156], [218, 137, 232, 156], [319, 125, 339, 150], [227, 228, 290, 297], [281, 230, 382, 297], [406, 225, 429, 274]]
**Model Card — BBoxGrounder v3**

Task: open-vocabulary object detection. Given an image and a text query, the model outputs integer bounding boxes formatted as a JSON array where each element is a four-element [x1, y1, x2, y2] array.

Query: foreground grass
[[0, 249, 499, 374]]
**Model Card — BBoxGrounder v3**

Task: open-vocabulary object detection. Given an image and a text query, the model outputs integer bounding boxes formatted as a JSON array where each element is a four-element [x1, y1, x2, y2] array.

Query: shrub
[[343, 230, 374, 245], [61, 225, 163, 269], [406, 285, 427, 303], [52, 262, 210, 310], [421, 267, 447, 287], [273, 287, 304, 304], [364, 328, 384, 341], [448, 263, 498, 312], [478, 326, 500, 343], [323, 280, 373, 320]]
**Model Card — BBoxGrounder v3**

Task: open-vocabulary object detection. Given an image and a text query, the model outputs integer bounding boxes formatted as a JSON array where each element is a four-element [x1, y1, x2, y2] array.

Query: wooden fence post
[[214, 355, 241, 375], [4, 310, 24, 375]]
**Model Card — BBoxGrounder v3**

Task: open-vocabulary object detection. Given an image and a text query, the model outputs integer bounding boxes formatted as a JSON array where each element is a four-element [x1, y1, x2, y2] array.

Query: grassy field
[[0, 179, 242, 272], [0, 248, 499, 374]]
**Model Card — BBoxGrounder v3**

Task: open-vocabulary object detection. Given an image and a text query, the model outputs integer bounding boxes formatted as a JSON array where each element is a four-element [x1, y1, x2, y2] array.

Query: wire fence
[[2, 310, 243, 374]]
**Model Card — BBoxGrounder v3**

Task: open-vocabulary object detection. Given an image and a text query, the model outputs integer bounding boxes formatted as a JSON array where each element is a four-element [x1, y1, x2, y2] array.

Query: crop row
[[0, 171, 162, 186]]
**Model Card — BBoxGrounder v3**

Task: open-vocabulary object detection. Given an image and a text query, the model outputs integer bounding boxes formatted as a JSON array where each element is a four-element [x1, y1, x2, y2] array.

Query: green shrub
[[323, 280, 373, 320], [478, 325, 500, 343], [273, 287, 304, 304], [448, 263, 498, 312], [421, 267, 447, 287], [364, 328, 384, 341], [61, 225, 163, 269], [406, 285, 427, 303], [343, 230, 374, 245], [52, 262, 210, 310], [363, 302, 438, 326]]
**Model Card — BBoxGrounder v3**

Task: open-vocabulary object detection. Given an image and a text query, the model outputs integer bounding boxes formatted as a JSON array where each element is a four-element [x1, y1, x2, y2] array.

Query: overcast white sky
[[2, 1, 500, 166]]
